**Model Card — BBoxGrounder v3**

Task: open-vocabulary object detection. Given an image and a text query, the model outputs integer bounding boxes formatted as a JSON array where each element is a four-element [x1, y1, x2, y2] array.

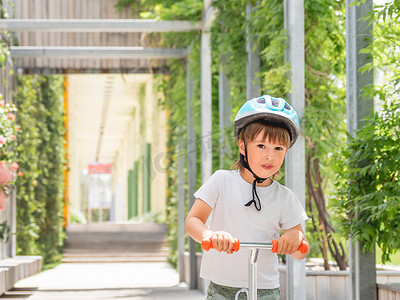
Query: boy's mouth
[[262, 164, 273, 170]]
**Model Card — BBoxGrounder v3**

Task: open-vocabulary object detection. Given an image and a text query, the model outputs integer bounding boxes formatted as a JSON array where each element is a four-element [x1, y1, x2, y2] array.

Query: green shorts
[[206, 281, 280, 300]]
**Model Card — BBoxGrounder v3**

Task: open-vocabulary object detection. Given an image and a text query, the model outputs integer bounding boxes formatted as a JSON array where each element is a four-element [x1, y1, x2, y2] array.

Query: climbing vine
[[331, 100, 400, 264], [302, 0, 348, 270], [14, 75, 65, 264], [331, 0, 400, 264]]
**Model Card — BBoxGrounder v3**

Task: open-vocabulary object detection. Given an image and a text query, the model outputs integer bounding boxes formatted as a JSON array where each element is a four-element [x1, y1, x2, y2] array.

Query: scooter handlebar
[[201, 238, 309, 254]]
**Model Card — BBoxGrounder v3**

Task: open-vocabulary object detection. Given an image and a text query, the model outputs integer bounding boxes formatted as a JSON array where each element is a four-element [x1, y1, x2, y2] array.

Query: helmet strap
[[240, 140, 271, 211]]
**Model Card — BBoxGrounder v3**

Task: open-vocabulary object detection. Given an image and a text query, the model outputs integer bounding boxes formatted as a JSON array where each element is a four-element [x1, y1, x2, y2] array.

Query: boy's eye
[[275, 147, 284, 151], [257, 144, 265, 149]]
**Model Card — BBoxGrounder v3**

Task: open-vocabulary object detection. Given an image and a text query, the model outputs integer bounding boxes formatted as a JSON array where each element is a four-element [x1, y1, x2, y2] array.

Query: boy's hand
[[203, 231, 237, 254], [277, 225, 305, 255]]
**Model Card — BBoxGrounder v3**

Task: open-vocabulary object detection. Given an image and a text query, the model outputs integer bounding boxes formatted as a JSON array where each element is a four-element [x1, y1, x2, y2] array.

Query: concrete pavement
[[0, 262, 205, 300]]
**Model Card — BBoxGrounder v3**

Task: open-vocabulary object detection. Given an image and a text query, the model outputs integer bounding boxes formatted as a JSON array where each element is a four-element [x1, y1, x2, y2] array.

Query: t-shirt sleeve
[[279, 191, 308, 230], [193, 171, 221, 209]]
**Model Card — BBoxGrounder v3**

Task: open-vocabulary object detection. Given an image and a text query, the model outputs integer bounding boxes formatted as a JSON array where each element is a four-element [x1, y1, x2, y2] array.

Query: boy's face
[[239, 130, 288, 179]]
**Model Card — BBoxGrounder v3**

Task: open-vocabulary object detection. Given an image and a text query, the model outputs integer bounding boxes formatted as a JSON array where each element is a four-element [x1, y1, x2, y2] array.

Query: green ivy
[[35, 76, 66, 264], [331, 0, 400, 264], [14, 75, 65, 265], [331, 101, 400, 264], [14, 76, 43, 255]]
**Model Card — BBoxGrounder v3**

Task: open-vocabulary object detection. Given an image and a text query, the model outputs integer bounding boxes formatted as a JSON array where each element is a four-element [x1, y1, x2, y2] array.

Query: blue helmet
[[234, 95, 300, 148]]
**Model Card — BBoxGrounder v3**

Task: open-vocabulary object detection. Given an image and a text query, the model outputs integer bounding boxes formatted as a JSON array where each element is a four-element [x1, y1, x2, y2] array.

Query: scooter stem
[[249, 248, 259, 300]]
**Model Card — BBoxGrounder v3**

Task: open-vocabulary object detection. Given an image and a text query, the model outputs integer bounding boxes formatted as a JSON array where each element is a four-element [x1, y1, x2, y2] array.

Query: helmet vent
[[271, 99, 280, 107], [284, 103, 291, 110], [257, 97, 266, 104]]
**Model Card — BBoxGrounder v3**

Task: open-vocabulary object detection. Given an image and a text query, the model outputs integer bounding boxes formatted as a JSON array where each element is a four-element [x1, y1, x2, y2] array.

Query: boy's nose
[[265, 150, 274, 160]]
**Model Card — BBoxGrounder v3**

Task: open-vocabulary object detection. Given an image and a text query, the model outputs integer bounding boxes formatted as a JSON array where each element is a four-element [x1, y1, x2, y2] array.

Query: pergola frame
[[10, 46, 188, 59], [0, 19, 201, 32], [0, 1, 351, 299]]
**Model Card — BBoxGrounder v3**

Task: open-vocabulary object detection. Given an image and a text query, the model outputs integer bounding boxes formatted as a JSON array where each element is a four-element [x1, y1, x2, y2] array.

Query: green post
[[132, 161, 138, 217], [142, 143, 151, 214], [127, 170, 133, 219]]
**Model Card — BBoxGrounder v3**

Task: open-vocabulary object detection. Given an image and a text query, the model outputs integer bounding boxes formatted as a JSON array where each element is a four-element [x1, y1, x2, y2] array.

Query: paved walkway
[[0, 262, 204, 300]]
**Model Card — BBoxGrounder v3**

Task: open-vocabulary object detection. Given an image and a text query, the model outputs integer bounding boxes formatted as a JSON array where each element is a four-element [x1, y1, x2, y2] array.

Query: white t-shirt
[[194, 169, 308, 289]]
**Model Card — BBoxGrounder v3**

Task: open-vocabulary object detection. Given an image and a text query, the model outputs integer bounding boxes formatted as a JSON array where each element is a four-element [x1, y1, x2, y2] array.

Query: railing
[[280, 268, 400, 300], [377, 283, 400, 300]]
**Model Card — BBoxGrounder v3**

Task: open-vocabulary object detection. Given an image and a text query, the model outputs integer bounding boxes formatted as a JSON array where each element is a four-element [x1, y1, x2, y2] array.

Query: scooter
[[202, 238, 309, 300]]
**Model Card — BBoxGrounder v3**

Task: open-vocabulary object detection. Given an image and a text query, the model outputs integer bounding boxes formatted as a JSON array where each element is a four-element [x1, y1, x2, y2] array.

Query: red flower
[[0, 137, 5, 144], [7, 113, 15, 121], [11, 162, 19, 170], [18, 172, 23, 176], [11, 135, 16, 140], [0, 101, 4, 107]]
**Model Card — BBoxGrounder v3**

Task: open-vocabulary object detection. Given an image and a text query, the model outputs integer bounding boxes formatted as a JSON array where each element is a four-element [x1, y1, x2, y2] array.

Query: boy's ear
[[239, 140, 246, 156]]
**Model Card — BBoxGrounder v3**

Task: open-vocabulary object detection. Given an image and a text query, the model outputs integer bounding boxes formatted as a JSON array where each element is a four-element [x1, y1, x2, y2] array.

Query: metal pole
[[10, 188, 17, 257], [284, 0, 306, 299], [177, 127, 185, 283], [346, 1, 375, 299], [200, 1, 215, 293], [201, 30, 212, 184], [218, 60, 232, 169], [187, 50, 198, 289], [246, 2, 260, 100]]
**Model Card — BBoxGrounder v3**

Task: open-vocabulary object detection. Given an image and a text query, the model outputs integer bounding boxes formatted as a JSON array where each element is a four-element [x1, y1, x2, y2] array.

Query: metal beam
[[284, 0, 306, 300], [346, 1, 375, 299], [0, 19, 201, 32], [10, 46, 187, 59]]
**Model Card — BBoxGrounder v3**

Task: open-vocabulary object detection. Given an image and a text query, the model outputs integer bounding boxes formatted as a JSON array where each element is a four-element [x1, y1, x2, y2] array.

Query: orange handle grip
[[201, 238, 240, 252], [271, 239, 278, 253], [271, 239, 309, 254], [297, 240, 309, 254]]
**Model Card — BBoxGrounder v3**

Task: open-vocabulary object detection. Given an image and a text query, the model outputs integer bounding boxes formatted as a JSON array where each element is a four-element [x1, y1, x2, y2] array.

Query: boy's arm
[[185, 199, 213, 243], [185, 199, 236, 253], [277, 224, 309, 260]]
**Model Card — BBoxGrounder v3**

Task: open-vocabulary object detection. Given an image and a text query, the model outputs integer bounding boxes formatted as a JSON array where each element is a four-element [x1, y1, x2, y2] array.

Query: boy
[[185, 95, 309, 299]]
